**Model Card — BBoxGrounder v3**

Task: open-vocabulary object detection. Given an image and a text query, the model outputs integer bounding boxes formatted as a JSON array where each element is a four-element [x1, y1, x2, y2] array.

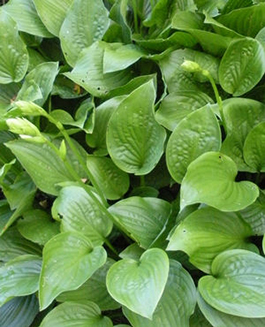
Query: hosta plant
[[1, 0, 265, 326]]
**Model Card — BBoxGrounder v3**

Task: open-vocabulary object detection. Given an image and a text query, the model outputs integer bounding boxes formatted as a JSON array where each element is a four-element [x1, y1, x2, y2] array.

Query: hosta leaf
[[0, 254, 42, 306], [39, 301, 113, 327], [0, 83, 20, 110], [155, 90, 214, 131], [57, 258, 120, 311], [167, 207, 257, 273], [33, 0, 74, 36], [5, 139, 75, 196], [106, 80, 166, 175], [108, 197, 172, 249], [198, 292, 265, 327], [199, 249, 265, 318], [3, 0, 53, 37], [52, 185, 113, 246], [123, 260, 196, 327], [39, 231, 107, 310], [86, 156, 129, 200], [64, 41, 132, 98], [106, 248, 169, 319], [59, 0, 110, 66], [0, 294, 39, 327], [189, 304, 212, 327], [166, 106, 221, 184], [243, 122, 265, 172], [16, 62, 59, 106], [221, 98, 265, 171], [17, 209, 60, 246], [0, 10, 28, 83], [219, 38, 265, 96], [180, 152, 259, 211]]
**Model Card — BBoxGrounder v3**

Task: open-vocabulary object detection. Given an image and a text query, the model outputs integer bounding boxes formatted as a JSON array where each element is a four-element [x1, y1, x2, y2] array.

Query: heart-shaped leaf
[[106, 80, 166, 175], [0, 10, 28, 83], [166, 106, 221, 184], [52, 185, 113, 246], [106, 248, 169, 319], [167, 207, 258, 273], [59, 0, 110, 66], [108, 197, 171, 249], [39, 301, 113, 327], [39, 231, 107, 310], [0, 254, 42, 306], [199, 249, 265, 318], [180, 152, 259, 211], [123, 259, 196, 327], [0, 294, 39, 327], [219, 38, 265, 96]]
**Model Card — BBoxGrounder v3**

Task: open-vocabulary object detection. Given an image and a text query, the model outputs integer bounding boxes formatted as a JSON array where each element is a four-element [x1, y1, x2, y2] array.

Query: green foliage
[[1, 0, 265, 325]]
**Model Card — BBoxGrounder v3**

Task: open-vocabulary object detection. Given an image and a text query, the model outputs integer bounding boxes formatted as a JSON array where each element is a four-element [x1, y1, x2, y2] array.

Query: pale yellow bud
[[181, 60, 202, 73], [6, 118, 42, 137], [10, 101, 47, 117]]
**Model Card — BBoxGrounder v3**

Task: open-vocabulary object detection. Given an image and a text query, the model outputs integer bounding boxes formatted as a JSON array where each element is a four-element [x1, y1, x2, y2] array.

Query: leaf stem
[[132, 0, 139, 33]]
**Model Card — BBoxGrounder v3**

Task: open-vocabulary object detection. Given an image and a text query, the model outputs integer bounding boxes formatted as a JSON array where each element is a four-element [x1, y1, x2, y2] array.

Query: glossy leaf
[[123, 259, 196, 327], [219, 38, 265, 96], [86, 156, 129, 200], [106, 248, 169, 319], [167, 207, 257, 273], [221, 98, 265, 171], [57, 258, 120, 311], [166, 106, 221, 184], [33, 0, 74, 36], [17, 209, 60, 246], [108, 197, 171, 249], [0, 294, 39, 327], [107, 80, 166, 175], [39, 231, 107, 310], [64, 42, 132, 98], [243, 122, 265, 172], [0, 10, 28, 83], [180, 152, 259, 211], [59, 0, 110, 66], [39, 301, 113, 327], [3, 0, 53, 37], [199, 249, 265, 318], [5, 139, 75, 196], [52, 185, 112, 246], [0, 254, 42, 306]]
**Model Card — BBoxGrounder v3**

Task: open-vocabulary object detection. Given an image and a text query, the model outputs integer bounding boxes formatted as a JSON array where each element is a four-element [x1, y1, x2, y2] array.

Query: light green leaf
[[166, 106, 221, 184], [16, 62, 59, 106], [0, 294, 39, 327], [221, 98, 265, 171], [221, 0, 253, 15], [0, 10, 28, 83], [189, 304, 212, 327], [199, 249, 265, 318], [52, 185, 112, 246], [0, 254, 42, 306], [5, 139, 75, 196], [219, 38, 265, 96], [106, 80, 166, 175], [39, 301, 113, 327], [119, 243, 145, 261], [155, 90, 214, 131], [123, 259, 196, 327], [167, 207, 257, 273], [3, 0, 53, 37], [64, 41, 132, 98], [0, 83, 20, 110], [198, 292, 265, 327], [57, 258, 120, 311], [180, 152, 259, 211], [86, 156, 129, 200], [59, 0, 110, 66], [33, 0, 74, 36], [0, 201, 12, 233], [17, 209, 60, 246], [39, 231, 107, 310], [0, 227, 42, 262], [243, 122, 265, 172], [108, 197, 171, 249], [106, 248, 169, 319]]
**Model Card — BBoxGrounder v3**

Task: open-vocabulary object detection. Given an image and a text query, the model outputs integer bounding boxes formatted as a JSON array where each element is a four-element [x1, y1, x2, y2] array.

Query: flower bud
[[181, 60, 202, 73], [6, 118, 42, 137], [9, 101, 47, 117]]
